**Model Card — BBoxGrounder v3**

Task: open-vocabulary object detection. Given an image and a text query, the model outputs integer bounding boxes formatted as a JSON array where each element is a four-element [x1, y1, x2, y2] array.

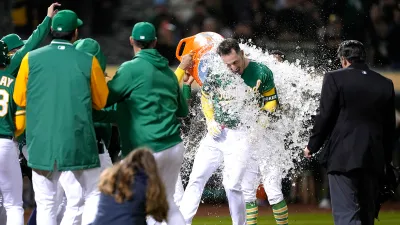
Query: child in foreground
[[90, 148, 169, 225]]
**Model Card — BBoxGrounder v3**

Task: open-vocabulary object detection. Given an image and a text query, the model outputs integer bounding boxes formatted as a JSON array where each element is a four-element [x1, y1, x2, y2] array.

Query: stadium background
[[1, 0, 400, 224]]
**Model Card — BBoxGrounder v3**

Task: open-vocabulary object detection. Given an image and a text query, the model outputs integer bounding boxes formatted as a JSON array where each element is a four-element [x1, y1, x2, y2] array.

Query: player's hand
[[304, 146, 312, 159], [48, 2, 61, 18], [207, 120, 223, 138], [183, 70, 195, 85], [179, 51, 194, 71]]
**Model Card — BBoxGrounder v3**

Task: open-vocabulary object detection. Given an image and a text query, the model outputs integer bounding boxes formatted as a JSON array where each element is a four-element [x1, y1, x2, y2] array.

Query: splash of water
[[180, 41, 324, 196]]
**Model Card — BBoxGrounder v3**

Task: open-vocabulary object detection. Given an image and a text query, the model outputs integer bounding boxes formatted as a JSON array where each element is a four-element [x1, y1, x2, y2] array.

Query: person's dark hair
[[217, 38, 241, 56], [134, 40, 154, 49], [51, 30, 76, 41], [337, 40, 366, 64], [270, 50, 285, 59]]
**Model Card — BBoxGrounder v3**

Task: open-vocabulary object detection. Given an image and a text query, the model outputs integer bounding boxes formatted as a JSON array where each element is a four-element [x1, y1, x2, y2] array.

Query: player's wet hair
[[134, 40, 154, 49], [51, 30, 76, 41], [98, 147, 168, 222], [337, 40, 366, 64], [217, 38, 241, 56]]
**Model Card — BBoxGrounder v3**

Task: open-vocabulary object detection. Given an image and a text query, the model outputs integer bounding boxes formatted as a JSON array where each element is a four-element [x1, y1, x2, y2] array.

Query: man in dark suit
[[304, 40, 396, 225]]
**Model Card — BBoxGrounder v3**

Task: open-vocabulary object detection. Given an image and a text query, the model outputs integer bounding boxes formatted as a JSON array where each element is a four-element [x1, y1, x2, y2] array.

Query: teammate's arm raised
[[14, 106, 26, 137], [90, 56, 109, 110], [13, 54, 29, 107], [175, 51, 194, 83], [7, 3, 59, 77]]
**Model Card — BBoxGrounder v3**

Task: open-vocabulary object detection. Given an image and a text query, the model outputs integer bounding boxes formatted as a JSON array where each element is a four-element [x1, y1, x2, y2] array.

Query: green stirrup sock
[[272, 200, 288, 225], [246, 201, 258, 225]]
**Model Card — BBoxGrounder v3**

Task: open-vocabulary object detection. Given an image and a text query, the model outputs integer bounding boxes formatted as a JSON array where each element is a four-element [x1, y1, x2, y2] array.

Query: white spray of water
[[180, 42, 324, 195]]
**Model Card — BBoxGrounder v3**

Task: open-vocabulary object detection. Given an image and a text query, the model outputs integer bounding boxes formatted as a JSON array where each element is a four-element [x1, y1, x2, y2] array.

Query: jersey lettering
[[0, 89, 10, 117], [0, 76, 14, 87]]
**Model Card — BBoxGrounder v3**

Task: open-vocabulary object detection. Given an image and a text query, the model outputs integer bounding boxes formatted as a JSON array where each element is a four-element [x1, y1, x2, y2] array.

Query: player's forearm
[[201, 93, 215, 121], [91, 57, 109, 110], [9, 16, 51, 76], [183, 84, 191, 100], [176, 87, 189, 117], [14, 115, 26, 137], [175, 67, 185, 83]]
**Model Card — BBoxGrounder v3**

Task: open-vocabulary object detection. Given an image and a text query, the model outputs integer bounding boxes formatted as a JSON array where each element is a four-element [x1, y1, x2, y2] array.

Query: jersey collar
[[51, 39, 73, 46]]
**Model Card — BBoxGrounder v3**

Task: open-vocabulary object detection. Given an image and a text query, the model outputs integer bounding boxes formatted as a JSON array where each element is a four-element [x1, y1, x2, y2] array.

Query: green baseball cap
[[0, 40, 10, 67], [1, 34, 26, 51], [132, 22, 157, 41], [51, 10, 83, 33], [74, 38, 107, 72]]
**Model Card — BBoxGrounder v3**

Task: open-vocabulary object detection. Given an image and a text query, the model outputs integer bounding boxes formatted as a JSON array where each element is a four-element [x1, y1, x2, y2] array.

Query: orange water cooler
[[176, 32, 224, 86]]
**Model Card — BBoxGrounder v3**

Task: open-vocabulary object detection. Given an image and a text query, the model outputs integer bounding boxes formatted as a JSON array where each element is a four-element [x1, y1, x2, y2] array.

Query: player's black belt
[[96, 139, 105, 154], [0, 134, 13, 140]]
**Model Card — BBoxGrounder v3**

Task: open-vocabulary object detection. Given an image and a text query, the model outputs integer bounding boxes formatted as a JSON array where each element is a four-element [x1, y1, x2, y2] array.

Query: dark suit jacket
[[307, 63, 396, 175], [90, 170, 148, 225]]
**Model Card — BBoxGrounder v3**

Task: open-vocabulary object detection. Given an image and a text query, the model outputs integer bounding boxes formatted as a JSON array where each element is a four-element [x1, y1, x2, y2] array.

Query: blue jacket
[[90, 170, 148, 225]]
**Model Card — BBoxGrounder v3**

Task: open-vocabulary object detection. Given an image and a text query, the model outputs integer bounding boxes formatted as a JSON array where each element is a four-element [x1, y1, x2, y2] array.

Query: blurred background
[[1, 0, 400, 211]]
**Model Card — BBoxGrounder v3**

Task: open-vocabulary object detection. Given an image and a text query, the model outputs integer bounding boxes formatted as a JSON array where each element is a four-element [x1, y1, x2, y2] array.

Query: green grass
[[192, 212, 400, 225]]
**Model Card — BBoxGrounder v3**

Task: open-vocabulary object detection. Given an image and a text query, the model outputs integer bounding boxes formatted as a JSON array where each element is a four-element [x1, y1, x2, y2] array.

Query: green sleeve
[[106, 65, 133, 107], [176, 85, 189, 117], [260, 65, 275, 93], [7, 16, 52, 77], [92, 107, 117, 123], [183, 84, 191, 100]]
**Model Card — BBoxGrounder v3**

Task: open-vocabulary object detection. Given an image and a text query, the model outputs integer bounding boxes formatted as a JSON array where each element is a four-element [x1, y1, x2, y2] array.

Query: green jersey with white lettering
[[0, 70, 24, 137]]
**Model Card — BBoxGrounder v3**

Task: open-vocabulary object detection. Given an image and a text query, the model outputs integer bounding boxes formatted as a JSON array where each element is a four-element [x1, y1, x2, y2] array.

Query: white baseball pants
[[174, 174, 184, 207], [179, 128, 249, 225], [241, 156, 284, 205], [147, 142, 186, 225], [0, 139, 24, 225], [56, 146, 113, 225]]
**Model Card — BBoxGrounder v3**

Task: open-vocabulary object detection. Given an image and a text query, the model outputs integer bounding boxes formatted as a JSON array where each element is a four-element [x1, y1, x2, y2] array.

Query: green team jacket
[[105, 49, 188, 156], [6, 16, 51, 77], [13, 40, 109, 171]]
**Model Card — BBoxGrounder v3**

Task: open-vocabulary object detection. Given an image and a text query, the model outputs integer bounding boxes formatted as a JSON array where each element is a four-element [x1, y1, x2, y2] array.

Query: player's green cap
[[1, 34, 26, 51], [132, 22, 157, 41], [0, 40, 10, 67], [74, 38, 107, 72], [51, 10, 83, 33]]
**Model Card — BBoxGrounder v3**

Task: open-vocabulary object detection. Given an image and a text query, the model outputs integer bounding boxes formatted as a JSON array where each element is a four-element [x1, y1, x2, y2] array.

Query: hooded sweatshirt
[[106, 49, 188, 156]]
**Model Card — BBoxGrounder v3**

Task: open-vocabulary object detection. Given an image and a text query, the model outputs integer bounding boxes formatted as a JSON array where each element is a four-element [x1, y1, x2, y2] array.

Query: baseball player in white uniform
[[179, 38, 288, 225], [0, 40, 26, 225]]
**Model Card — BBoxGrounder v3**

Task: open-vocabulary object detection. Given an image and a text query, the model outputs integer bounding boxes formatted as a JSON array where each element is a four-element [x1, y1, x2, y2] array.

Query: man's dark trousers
[[328, 170, 379, 225]]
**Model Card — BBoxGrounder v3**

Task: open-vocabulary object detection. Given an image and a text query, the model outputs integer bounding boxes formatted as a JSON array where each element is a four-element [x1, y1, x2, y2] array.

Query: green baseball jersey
[[202, 61, 276, 128], [242, 61, 275, 94], [6, 16, 51, 77], [13, 39, 109, 171], [0, 70, 24, 137], [106, 49, 188, 156]]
